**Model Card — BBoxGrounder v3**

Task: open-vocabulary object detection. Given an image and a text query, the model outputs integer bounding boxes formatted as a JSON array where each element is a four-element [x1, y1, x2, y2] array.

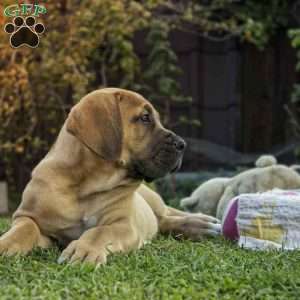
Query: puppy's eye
[[140, 113, 151, 123]]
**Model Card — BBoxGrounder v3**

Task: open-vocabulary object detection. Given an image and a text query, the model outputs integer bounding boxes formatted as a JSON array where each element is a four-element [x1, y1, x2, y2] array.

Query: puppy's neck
[[43, 125, 141, 196]]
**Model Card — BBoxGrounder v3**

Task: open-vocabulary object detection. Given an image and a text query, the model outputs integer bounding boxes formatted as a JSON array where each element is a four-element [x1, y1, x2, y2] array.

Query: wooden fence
[[134, 30, 299, 160]]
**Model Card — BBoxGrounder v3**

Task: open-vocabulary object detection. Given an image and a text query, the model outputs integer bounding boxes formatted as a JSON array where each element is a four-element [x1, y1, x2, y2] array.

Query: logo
[[3, 4, 47, 48]]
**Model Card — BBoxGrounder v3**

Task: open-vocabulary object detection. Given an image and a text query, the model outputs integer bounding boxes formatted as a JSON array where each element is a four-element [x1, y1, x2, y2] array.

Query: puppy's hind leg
[[0, 217, 52, 256]]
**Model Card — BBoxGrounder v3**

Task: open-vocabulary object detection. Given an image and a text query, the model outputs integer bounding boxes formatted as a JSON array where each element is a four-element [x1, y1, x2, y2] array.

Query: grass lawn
[[0, 218, 300, 299]]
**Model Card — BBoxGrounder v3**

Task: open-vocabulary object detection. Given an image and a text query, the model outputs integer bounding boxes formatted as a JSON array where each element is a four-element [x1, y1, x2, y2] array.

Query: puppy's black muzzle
[[164, 132, 186, 153], [162, 132, 186, 173], [172, 135, 186, 153], [128, 132, 186, 182]]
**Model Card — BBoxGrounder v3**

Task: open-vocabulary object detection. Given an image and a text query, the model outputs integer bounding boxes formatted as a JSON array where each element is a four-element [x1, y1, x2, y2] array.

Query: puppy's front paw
[[58, 240, 107, 266], [206, 223, 222, 236], [194, 213, 221, 224], [181, 216, 222, 240], [0, 236, 30, 256]]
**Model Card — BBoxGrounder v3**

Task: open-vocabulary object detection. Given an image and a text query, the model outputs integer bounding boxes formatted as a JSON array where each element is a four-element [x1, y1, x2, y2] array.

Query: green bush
[[0, 1, 159, 191]]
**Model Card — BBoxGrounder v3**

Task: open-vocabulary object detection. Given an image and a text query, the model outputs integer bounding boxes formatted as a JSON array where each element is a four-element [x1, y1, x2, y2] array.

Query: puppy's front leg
[[159, 213, 221, 241], [0, 217, 52, 256], [58, 220, 138, 265]]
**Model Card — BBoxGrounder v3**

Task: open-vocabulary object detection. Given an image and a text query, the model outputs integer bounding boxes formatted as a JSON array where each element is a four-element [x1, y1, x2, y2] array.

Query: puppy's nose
[[173, 136, 186, 152]]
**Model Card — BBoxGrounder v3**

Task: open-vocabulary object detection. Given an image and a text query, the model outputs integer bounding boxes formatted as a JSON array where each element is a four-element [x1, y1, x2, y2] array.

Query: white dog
[[180, 155, 300, 220]]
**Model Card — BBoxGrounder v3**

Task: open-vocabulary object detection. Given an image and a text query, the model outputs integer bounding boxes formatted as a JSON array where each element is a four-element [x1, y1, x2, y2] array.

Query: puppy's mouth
[[170, 157, 182, 173], [128, 149, 183, 182]]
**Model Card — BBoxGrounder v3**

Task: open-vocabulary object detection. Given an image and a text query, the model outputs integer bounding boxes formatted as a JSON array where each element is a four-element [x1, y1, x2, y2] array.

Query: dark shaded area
[[134, 28, 300, 170], [0, 161, 5, 181]]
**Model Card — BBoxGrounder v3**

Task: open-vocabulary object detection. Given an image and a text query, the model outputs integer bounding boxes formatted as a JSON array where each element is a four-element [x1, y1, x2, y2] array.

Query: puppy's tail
[[180, 196, 198, 211], [255, 155, 277, 168]]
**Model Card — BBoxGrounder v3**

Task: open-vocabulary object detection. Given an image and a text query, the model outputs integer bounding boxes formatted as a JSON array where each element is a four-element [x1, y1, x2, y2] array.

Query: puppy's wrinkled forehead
[[103, 88, 157, 117], [101, 88, 144, 102]]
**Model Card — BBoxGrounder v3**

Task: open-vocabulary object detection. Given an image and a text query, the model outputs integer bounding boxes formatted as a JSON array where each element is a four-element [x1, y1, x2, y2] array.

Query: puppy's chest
[[57, 214, 99, 245], [57, 188, 119, 245], [56, 173, 131, 245]]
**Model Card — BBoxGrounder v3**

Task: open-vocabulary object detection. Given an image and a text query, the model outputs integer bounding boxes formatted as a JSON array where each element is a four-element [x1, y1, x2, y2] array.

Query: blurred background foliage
[[0, 0, 299, 195]]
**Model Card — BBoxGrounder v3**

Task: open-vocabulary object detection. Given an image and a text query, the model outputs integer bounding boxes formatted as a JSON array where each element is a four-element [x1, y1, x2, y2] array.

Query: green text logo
[[4, 4, 47, 17]]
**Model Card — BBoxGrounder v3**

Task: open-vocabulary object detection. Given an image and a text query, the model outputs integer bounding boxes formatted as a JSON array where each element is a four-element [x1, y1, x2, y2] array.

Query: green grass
[[0, 219, 300, 300]]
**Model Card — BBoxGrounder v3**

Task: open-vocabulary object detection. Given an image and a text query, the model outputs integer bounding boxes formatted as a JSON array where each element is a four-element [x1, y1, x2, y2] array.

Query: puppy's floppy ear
[[66, 91, 123, 161]]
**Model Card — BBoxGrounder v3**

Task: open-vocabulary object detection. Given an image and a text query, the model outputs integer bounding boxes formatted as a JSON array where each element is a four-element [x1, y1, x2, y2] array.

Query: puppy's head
[[66, 88, 186, 181]]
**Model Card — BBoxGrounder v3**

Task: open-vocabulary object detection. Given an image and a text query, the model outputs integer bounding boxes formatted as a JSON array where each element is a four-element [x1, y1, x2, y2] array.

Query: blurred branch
[[285, 104, 300, 138], [101, 62, 108, 87]]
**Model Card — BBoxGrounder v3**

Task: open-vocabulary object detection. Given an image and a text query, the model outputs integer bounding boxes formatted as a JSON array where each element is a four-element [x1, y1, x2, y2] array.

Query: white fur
[[180, 155, 300, 220]]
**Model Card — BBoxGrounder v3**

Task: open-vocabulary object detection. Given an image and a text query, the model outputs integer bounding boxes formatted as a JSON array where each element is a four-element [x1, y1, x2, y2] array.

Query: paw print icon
[[4, 16, 45, 48]]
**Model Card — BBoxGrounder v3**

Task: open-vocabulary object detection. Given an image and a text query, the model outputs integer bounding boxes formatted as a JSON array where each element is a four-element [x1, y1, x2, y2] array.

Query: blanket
[[222, 189, 300, 250]]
